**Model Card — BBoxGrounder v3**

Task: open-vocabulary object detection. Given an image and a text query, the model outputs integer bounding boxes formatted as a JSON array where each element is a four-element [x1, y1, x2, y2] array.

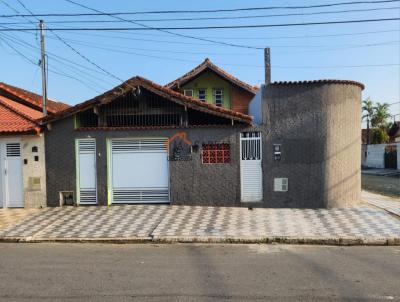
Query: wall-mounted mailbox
[[273, 144, 281, 161]]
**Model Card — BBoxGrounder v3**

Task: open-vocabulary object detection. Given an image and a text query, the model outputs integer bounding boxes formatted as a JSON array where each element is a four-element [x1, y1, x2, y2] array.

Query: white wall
[[248, 88, 262, 125], [364, 143, 400, 169]]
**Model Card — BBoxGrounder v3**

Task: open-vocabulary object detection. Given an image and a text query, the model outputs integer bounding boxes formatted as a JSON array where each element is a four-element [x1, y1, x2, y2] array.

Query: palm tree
[[362, 98, 374, 144], [371, 102, 391, 144]]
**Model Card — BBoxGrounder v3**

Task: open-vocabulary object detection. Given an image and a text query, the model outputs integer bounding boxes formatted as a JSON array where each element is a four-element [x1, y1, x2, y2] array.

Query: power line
[[1, 6, 398, 24], [64, 0, 265, 50], [2, 0, 400, 17], [14, 0, 126, 83], [0, 17, 399, 31]]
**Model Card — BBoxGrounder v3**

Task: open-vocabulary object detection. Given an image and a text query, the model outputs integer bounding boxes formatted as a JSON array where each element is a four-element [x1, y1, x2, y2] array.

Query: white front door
[[109, 138, 169, 204], [0, 142, 23, 208], [76, 139, 97, 204], [240, 132, 263, 202]]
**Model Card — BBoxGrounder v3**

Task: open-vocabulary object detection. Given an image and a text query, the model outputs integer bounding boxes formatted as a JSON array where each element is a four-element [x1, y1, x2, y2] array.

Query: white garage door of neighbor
[[110, 139, 169, 204]]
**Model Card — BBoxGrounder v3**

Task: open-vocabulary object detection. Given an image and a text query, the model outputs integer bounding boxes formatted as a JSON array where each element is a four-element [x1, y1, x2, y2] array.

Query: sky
[[0, 0, 399, 124]]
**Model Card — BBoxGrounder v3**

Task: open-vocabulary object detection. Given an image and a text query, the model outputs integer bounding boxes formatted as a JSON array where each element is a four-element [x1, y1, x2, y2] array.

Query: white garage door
[[110, 138, 169, 204]]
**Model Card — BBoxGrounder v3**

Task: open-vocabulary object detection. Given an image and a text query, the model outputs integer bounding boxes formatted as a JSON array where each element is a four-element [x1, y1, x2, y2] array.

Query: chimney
[[264, 47, 271, 84]]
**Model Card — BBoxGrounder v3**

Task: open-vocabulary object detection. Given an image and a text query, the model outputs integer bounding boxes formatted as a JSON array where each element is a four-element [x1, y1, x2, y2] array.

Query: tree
[[371, 102, 391, 144], [362, 98, 374, 144]]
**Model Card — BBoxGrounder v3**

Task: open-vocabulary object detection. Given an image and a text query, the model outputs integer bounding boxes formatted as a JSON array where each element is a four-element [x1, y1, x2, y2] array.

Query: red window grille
[[202, 143, 230, 164]]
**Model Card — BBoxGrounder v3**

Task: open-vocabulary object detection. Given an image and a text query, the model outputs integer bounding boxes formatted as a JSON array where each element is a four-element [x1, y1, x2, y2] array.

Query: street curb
[[2, 236, 395, 246], [152, 236, 400, 246]]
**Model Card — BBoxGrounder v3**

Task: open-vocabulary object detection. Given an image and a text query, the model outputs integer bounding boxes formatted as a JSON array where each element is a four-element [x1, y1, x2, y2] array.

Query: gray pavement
[[0, 243, 399, 301], [362, 172, 400, 198], [362, 190, 400, 217], [1, 204, 400, 245]]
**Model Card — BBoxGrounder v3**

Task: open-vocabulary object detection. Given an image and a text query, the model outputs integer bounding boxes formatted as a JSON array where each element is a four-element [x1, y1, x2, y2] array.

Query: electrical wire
[[0, 17, 398, 32], [0, 6, 398, 24], [1, 0, 400, 17]]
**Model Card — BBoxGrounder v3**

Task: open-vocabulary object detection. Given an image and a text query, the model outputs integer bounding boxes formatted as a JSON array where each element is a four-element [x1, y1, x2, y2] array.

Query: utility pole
[[39, 20, 48, 116]]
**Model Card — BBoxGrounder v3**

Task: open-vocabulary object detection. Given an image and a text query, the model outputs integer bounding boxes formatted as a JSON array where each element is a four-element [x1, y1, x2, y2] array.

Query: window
[[202, 143, 230, 164], [184, 89, 193, 97], [198, 89, 206, 102], [213, 89, 223, 107]]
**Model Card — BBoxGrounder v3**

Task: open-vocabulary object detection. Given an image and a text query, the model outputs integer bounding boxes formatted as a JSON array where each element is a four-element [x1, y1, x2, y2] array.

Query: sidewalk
[[362, 190, 400, 216], [1, 204, 399, 245]]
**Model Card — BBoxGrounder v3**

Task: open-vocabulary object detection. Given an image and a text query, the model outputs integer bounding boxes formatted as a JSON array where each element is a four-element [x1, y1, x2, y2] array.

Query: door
[[240, 132, 263, 202], [1, 142, 23, 208], [384, 145, 397, 169], [109, 138, 169, 204], [76, 139, 97, 204]]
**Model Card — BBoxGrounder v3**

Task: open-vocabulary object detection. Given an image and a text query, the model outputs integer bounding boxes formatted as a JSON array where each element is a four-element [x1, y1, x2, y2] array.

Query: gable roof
[[165, 58, 258, 94], [0, 82, 70, 114], [0, 96, 40, 134], [42, 76, 252, 124]]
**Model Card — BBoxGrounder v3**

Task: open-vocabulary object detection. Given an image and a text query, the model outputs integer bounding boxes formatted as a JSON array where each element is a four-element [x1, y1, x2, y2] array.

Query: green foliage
[[362, 98, 391, 144], [371, 128, 390, 144]]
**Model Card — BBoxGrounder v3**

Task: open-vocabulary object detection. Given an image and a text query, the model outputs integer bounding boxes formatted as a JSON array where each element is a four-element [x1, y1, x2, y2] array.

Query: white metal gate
[[110, 138, 169, 204], [76, 139, 97, 204], [240, 132, 263, 202], [0, 142, 23, 208]]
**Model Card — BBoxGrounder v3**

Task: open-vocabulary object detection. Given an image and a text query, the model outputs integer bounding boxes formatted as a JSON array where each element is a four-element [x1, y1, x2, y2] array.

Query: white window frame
[[213, 88, 223, 107], [183, 89, 193, 97], [198, 88, 206, 102]]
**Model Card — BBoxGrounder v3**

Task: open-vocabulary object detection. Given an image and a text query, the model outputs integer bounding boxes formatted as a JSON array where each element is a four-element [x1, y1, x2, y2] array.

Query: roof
[[0, 96, 40, 134], [42, 76, 252, 124], [272, 79, 365, 90], [0, 82, 70, 114], [165, 58, 258, 94]]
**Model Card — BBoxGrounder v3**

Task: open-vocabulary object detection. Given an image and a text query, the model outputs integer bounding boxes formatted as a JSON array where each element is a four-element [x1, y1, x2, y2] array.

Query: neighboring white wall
[[21, 134, 46, 208], [364, 143, 400, 169], [248, 88, 262, 125]]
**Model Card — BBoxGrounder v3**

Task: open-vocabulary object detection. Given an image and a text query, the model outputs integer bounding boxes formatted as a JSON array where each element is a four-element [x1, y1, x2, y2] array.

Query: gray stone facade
[[45, 81, 362, 208]]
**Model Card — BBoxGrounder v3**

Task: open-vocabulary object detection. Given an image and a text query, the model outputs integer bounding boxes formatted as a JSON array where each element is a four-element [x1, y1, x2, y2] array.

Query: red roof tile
[[0, 97, 39, 134], [42, 76, 252, 124], [0, 82, 70, 114], [165, 58, 258, 94]]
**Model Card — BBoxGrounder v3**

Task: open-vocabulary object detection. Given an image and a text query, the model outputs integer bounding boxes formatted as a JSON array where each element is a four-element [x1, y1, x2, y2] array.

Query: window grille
[[241, 132, 261, 160], [184, 90, 193, 97], [213, 89, 223, 107], [198, 89, 206, 102], [6, 143, 21, 157], [202, 143, 230, 164]]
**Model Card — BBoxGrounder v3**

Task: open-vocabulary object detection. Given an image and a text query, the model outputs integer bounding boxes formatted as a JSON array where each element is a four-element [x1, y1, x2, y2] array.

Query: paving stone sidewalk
[[1, 204, 400, 245], [362, 190, 400, 216]]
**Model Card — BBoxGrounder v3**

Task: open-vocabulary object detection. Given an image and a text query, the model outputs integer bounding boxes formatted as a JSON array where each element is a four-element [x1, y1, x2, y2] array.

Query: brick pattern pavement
[[362, 191, 400, 216], [0, 209, 40, 231], [1, 205, 399, 241]]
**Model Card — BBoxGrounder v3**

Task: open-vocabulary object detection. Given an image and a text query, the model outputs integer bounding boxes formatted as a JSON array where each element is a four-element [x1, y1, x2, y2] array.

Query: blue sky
[[1, 0, 399, 122]]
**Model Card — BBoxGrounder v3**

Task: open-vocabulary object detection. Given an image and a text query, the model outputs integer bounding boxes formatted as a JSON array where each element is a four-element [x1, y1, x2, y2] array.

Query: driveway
[[1, 204, 399, 245]]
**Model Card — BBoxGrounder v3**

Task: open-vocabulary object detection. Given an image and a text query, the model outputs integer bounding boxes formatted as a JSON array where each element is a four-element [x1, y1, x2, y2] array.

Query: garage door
[[109, 138, 169, 204]]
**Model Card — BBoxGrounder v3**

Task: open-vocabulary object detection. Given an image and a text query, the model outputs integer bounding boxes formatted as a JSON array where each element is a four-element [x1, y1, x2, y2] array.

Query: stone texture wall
[[44, 116, 249, 207], [261, 83, 362, 208]]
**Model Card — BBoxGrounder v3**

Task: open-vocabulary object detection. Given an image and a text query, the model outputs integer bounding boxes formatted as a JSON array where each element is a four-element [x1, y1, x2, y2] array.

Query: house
[[42, 53, 364, 208], [165, 58, 258, 114], [0, 82, 69, 208]]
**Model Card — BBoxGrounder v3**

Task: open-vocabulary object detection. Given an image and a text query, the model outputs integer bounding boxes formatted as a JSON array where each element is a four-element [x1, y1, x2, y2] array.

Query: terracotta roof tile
[[165, 58, 258, 94], [0, 82, 70, 114], [0, 99, 39, 134], [42, 75, 252, 124]]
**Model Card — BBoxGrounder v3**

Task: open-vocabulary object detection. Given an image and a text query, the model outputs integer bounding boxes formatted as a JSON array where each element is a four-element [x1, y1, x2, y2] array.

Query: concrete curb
[[2, 236, 398, 246]]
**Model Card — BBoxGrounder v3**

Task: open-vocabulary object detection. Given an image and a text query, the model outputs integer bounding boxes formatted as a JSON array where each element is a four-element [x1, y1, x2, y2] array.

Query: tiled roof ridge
[[0, 97, 40, 125], [42, 75, 252, 124], [165, 58, 258, 93], [0, 82, 70, 113], [272, 79, 365, 90]]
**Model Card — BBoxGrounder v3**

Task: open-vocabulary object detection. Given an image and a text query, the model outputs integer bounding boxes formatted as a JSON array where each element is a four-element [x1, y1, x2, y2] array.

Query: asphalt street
[[0, 244, 399, 301]]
